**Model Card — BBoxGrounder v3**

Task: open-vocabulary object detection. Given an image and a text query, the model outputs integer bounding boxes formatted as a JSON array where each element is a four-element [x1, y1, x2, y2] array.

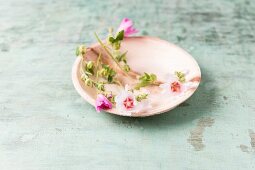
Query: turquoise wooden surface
[[1, 0, 255, 169]]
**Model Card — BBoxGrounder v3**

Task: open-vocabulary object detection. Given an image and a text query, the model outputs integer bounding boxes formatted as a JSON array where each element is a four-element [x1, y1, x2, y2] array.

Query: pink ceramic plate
[[72, 36, 201, 117]]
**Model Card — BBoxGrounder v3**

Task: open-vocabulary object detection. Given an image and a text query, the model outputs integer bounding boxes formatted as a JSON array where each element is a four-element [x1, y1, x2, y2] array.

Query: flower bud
[[86, 61, 94, 69], [96, 83, 105, 91], [99, 68, 107, 77], [76, 45, 86, 56], [85, 78, 93, 87], [136, 93, 148, 102], [123, 64, 130, 72], [113, 41, 121, 50], [175, 71, 186, 83], [81, 73, 87, 80]]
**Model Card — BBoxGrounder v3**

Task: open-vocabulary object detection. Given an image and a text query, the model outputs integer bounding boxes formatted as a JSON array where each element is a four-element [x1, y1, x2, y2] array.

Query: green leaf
[[116, 30, 124, 41], [120, 51, 127, 62], [150, 74, 157, 81], [135, 73, 157, 90], [108, 36, 115, 43], [107, 76, 113, 83], [115, 51, 127, 62]]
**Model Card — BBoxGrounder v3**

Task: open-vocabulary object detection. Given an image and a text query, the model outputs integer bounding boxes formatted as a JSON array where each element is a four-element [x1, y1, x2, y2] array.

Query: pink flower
[[115, 85, 150, 116], [117, 18, 138, 37], [160, 70, 199, 96], [95, 94, 112, 112]]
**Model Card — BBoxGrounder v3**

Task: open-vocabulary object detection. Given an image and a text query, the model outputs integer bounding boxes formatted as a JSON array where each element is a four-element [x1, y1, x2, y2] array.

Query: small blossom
[[115, 85, 150, 116], [123, 97, 135, 109], [117, 18, 138, 37], [95, 94, 112, 112], [170, 81, 181, 92], [160, 70, 198, 95]]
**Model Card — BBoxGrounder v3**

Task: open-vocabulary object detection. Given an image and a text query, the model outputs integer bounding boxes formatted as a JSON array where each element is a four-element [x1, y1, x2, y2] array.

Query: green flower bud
[[99, 68, 107, 77], [81, 73, 88, 80], [96, 83, 105, 91], [123, 64, 130, 72], [84, 61, 94, 75], [113, 41, 121, 50], [85, 78, 93, 87], [136, 93, 148, 102], [76, 45, 86, 56], [86, 61, 94, 69], [175, 71, 186, 83]]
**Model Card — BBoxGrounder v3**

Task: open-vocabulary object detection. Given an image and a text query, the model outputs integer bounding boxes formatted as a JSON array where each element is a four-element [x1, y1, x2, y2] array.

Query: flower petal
[[117, 18, 138, 37], [95, 94, 112, 112]]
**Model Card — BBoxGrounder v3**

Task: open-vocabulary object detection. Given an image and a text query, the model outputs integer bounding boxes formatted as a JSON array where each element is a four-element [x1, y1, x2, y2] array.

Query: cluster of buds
[[95, 82, 105, 91], [98, 64, 116, 83], [135, 93, 149, 102], [76, 45, 86, 57], [85, 61, 94, 75], [175, 71, 186, 83], [107, 30, 131, 73], [81, 73, 105, 92]]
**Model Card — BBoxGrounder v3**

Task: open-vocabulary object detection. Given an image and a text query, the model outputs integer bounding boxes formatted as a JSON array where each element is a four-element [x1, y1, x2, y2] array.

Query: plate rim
[[72, 36, 201, 117]]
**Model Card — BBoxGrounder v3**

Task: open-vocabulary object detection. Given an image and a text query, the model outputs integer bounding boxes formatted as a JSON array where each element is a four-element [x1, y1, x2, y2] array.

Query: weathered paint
[[249, 129, 255, 150], [240, 144, 249, 153], [1, 0, 255, 169], [187, 117, 215, 151]]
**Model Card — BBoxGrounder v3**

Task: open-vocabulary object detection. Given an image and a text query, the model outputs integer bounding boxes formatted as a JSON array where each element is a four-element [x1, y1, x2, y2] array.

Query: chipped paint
[[239, 129, 255, 153], [249, 129, 255, 150], [188, 117, 215, 151], [240, 144, 249, 153]]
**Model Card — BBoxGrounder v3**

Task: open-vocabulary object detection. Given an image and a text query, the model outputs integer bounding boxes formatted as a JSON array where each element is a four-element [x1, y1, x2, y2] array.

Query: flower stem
[[94, 32, 129, 76], [96, 52, 101, 80], [113, 80, 124, 87]]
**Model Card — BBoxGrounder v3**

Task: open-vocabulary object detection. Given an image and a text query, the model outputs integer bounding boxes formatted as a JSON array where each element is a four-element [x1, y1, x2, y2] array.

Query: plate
[[72, 36, 201, 117]]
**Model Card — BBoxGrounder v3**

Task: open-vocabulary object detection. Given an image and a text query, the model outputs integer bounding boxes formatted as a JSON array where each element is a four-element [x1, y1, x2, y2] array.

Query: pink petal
[[117, 18, 138, 37], [95, 94, 112, 112]]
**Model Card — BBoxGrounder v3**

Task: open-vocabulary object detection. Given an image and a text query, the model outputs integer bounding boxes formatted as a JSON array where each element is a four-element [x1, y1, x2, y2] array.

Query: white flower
[[160, 70, 198, 96], [115, 85, 150, 116]]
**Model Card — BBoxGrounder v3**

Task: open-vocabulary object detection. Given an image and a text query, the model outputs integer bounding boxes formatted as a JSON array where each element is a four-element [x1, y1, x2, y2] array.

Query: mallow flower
[[160, 70, 199, 96], [115, 85, 150, 116], [117, 18, 138, 37], [95, 94, 112, 112]]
